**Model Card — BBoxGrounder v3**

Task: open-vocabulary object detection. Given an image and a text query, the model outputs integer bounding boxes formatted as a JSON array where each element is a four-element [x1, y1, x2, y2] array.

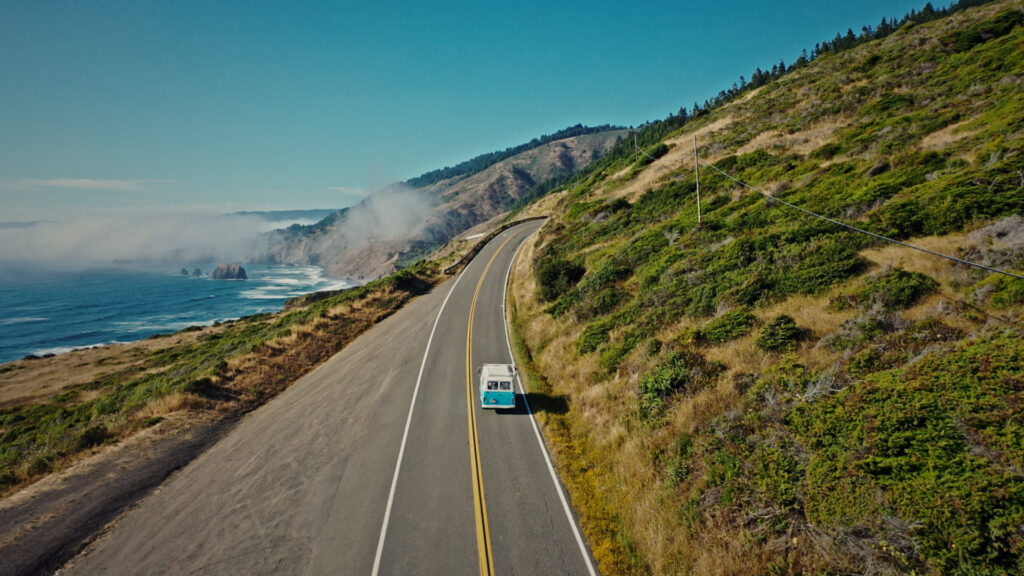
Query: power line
[[702, 161, 1024, 282], [633, 132, 666, 165]]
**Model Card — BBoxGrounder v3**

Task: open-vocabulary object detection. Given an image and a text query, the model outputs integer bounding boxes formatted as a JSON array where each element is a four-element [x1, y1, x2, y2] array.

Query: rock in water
[[212, 264, 247, 280], [180, 268, 189, 276], [192, 268, 202, 277]]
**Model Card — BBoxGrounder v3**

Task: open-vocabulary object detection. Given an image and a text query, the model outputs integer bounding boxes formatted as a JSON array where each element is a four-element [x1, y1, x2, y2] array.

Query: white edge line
[[501, 227, 599, 576], [371, 270, 466, 576]]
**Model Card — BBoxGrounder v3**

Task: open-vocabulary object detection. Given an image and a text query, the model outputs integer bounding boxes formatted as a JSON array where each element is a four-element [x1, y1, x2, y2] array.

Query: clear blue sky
[[1, 0, 929, 220]]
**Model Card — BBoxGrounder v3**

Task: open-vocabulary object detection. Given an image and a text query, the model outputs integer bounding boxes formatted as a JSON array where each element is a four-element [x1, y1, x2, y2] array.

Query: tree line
[[405, 123, 625, 189], [592, 0, 999, 170]]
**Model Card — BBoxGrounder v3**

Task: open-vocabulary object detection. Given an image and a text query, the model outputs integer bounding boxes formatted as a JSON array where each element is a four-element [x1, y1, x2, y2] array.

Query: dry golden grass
[[735, 85, 767, 104], [602, 113, 738, 204], [736, 118, 848, 156], [859, 232, 969, 280], [610, 165, 633, 180], [841, 78, 871, 92], [757, 291, 857, 339], [135, 392, 206, 420], [521, 188, 567, 218], [671, 114, 735, 145], [611, 162, 678, 203], [920, 117, 979, 151], [509, 234, 651, 575], [736, 129, 787, 155]]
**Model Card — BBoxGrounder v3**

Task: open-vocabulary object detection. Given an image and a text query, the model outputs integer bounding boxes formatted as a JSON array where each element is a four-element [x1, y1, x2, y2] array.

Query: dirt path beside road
[[0, 413, 233, 576]]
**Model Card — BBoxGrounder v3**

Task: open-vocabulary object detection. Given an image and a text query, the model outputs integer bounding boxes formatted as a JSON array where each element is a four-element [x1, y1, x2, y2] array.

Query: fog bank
[[0, 211, 275, 269]]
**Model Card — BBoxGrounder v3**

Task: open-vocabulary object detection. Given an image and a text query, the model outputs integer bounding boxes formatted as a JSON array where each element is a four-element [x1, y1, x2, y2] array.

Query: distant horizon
[[2, 0, 935, 220]]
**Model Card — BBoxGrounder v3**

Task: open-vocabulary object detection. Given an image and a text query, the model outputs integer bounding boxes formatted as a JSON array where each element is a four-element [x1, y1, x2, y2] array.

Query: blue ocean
[[0, 265, 351, 365]]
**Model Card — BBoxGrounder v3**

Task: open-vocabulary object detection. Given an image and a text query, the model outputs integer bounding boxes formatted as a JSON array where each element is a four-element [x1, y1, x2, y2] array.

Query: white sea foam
[[114, 318, 219, 333], [239, 289, 288, 300], [1, 317, 48, 325], [237, 266, 352, 300], [264, 277, 304, 286], [31, 341, 127, 356]]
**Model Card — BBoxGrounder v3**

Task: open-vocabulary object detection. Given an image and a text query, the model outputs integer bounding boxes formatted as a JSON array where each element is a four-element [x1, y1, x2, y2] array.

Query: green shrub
[[635, 143, 669, 167], [751, 442, 802, 509], [575, 287, 628, 321], [826, 313, 907, 351], [774, 238, 869, 296], [638, 354, 693, 419], [941, 9, 1024, 52], [986, 275, 1024, 309], [810, 141, 844, 160], [599, 327, 647, 373], [693, 307, 756, 345], [638, 350, 723, 420], [834, 268, 939, 310], [865, 269, 938, 309], [748, 356, 816, 402], [755, 315, 806, 352], [75, 425, 109, 450], [535, 251, 585, 302], [861, 93, 915, 116], [790, 334, 1024, 573], [578, 320, 613, 354]]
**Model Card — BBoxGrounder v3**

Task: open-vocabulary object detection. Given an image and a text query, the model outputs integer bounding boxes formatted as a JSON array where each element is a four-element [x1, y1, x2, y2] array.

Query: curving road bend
[[60, 221, 598, 576]]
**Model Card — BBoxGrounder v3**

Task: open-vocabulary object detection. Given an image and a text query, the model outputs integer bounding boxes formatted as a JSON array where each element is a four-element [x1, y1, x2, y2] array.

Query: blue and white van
[[479, 364, 516, 409]]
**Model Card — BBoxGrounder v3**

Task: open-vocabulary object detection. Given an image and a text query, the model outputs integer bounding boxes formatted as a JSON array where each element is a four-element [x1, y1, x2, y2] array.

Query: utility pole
[[693, 135, 702, 225]]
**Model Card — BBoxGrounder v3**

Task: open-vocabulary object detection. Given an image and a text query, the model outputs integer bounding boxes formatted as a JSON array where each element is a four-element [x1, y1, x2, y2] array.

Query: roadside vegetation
[[2, 1, 1022, 573], [0, 264, 438, 495], [510, 1, 1024, 573]]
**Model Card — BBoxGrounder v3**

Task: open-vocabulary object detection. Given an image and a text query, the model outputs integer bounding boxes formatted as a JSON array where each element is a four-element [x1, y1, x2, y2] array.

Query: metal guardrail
[[443, 216, 548, 275]]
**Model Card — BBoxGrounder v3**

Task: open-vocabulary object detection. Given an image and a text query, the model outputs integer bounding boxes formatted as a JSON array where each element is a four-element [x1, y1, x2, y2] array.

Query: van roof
[[481, 364, 515, 379]]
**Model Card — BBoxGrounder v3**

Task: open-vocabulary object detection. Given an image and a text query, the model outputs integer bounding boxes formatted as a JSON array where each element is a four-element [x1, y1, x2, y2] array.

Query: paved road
[[61, 222, 597, 576]]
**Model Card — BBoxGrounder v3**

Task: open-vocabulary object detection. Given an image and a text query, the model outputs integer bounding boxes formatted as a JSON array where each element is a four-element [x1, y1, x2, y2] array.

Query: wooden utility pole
[[694, 135, 702, 225]]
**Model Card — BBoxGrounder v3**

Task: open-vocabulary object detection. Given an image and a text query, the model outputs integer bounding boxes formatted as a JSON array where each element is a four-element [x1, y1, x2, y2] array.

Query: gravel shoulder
[[0, 412, 234, 576]]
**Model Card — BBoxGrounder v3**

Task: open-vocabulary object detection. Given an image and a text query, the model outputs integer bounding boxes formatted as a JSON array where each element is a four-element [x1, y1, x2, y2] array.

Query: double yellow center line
[[465, 231, 519, 576]]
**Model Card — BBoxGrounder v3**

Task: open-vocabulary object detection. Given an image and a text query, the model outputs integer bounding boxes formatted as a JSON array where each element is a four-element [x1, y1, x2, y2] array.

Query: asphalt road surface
[[61, 221, 598, 576]]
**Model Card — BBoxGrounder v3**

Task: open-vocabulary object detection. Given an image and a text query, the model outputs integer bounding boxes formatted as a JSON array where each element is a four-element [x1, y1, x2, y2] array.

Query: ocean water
[[0, 265, 351, 364]]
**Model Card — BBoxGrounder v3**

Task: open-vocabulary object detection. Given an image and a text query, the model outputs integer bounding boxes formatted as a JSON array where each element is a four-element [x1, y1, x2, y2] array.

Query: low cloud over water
[[0, 211, 273, 269]]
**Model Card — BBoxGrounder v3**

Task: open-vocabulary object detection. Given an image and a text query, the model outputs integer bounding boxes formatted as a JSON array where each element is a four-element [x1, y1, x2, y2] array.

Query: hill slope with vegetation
[[263, 127, 626, 279], [508, 1, 1024, 574]]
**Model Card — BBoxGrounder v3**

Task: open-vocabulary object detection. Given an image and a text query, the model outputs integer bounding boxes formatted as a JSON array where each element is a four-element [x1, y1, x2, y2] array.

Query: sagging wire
[[701, 161, 1024, 282]]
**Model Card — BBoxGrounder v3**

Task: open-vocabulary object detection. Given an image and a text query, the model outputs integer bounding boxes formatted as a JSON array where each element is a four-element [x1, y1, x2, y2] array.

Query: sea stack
[[191, 268, 202, 277], [211, 264, 247, 280], [179, 268, 189, 276]]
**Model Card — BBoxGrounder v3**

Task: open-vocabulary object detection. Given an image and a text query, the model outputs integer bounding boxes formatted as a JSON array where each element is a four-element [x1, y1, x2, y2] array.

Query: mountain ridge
[[261, 128, 627, 279]]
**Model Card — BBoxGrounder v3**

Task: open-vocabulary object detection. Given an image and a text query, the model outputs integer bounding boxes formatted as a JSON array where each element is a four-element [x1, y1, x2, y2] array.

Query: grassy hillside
[[509, 1, 1024, 574]]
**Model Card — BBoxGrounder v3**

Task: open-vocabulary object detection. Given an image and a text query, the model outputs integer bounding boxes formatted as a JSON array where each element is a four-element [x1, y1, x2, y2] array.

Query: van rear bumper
[[481, 394, 516, 409]]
